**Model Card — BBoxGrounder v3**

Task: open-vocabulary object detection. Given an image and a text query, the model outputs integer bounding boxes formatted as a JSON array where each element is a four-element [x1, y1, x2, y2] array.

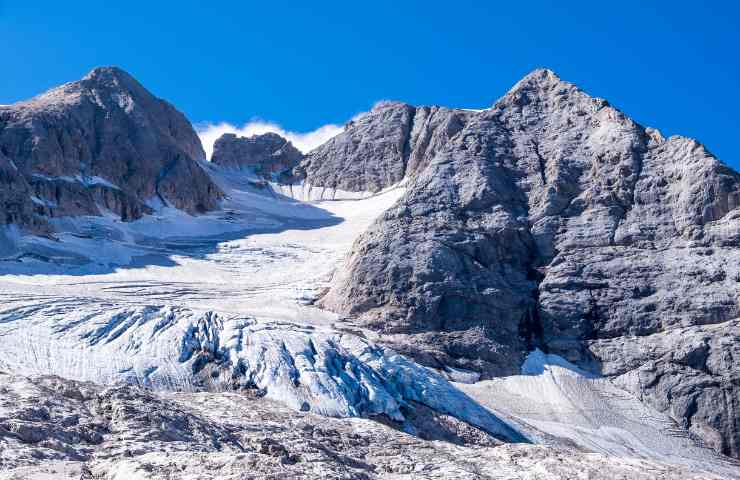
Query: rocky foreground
[[0, 373, 729, 480]]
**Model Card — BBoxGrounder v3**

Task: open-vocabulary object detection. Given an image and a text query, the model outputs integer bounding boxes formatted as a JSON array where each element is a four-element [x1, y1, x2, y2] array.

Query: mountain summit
[[316, 68, 740, 457], [0, 66, 221, 232]]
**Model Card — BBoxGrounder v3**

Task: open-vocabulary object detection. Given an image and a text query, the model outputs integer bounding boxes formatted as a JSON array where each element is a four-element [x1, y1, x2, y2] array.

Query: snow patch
[[457, 350, 738, 477]]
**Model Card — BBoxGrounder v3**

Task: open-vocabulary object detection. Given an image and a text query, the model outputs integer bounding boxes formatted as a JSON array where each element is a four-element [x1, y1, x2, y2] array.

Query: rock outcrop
[[211, 132, 303, 176], [320, 69, 740, 457], [296, 101, 472, 192], [0, 150, 50, 234], [0, 66, 223, 231], [0, 373, 731, 479]]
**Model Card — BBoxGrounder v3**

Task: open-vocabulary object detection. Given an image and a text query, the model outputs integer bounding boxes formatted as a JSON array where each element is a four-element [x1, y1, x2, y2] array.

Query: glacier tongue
[[0, 299, 523, 443], [0, 169, 736, 477]]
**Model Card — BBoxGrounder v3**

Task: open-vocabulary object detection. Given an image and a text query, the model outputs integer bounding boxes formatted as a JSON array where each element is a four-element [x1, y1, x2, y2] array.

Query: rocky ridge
[[319, 69, 740, 458], [296, 101, 472, 193], [0, 66, 223, 232], [211, 131, 303, 177]]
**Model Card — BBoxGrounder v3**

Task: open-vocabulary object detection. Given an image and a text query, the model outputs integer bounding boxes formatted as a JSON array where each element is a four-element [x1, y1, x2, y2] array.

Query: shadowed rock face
[[320, 69, 740, 458], [211, 132, 303, 176], [0, 66, 223, 230], [0, 150, 51, 234]]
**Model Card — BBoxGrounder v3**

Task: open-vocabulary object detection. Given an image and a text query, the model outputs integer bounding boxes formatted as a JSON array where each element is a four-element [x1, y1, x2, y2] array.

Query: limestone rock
[[0, 66, 223, 230], [297, 101, 471, 192], [0, 150, 49, 234], [211, 132, 303, 176], [590, 320, 740, 459], [320, 69, 740, 457], [0, 373, 729, 479]]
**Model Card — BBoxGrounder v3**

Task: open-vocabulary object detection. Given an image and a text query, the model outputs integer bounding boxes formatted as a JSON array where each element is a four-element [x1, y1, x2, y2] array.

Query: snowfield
[[0, 170, 738, 478]]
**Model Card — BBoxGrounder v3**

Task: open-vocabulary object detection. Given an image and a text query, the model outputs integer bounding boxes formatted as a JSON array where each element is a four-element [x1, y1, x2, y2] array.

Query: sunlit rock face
[[320, 69, 740, 457], [211, 132, 303, 177], [0, 66, 222, 230], [296, 101, 472, 193], [3, 373, 726, 480]]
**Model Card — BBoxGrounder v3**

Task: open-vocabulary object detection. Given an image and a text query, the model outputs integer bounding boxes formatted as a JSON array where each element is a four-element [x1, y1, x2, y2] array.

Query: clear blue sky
[[1, 1, 738, 168]]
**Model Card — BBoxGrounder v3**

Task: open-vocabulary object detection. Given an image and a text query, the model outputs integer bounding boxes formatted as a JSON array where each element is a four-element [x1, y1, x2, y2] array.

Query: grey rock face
[[297, 101, 471, 192], [0, 66, 223, 230], [591, 320, 740, 460], [320, 69, 740, 457], [0, 151, 50, 234], [211, 132, 303, 176]]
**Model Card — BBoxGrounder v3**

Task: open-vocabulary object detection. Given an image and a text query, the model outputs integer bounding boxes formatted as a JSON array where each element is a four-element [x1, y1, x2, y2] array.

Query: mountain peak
[[521, 67, 561, 82], [211, 131, 302, 173], [506, 67, 571, 96], [80, 66, 150, 98], [83, 65, 132, 80]]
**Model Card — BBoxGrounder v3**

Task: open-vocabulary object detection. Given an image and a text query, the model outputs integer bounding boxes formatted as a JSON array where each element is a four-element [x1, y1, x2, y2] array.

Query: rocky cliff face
[[320, 69, 740, 457], [0, 67, 223, 231], [0, 150, 50, 234], [211, 132, 303, 176], [297, 101, 471, 192]]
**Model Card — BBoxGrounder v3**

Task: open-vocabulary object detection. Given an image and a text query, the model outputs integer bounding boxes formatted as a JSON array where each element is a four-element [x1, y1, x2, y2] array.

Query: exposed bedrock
[[296, 101, 473, 192], [0, 66, 223, 232], [319, 68, 740, 457], [1, 373, 721, 479], [211, 131, 303, 176]]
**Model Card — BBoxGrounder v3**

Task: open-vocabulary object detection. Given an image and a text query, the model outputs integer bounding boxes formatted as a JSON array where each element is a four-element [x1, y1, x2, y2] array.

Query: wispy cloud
[[196, 120, 343, 160]]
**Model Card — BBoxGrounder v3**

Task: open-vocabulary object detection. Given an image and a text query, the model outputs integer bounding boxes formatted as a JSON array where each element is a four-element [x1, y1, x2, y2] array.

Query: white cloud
[[196, 120, 344, 160]]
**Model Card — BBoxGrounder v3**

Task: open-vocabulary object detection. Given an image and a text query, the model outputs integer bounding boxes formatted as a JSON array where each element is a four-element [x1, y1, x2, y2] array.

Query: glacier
[[0, 167, 738, 478]]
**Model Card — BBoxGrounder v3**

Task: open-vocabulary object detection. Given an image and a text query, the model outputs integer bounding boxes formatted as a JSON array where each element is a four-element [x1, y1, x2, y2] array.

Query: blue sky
[[1, 1, 738, 166]]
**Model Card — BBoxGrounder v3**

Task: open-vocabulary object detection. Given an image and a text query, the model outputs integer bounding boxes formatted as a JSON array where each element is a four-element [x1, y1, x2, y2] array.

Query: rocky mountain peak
[[318, 69, 740, 457], [75, 66, 159, 109], [0, 67, 220, 230], [508, 68, 564, 91], [211, 132, 303, 175], [81, 65, 143, 92]]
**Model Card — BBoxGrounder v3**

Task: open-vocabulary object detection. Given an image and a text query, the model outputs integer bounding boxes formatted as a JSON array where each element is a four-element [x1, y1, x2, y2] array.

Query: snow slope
[[0, 175, 524, 443], [458, 350, 740, 477]]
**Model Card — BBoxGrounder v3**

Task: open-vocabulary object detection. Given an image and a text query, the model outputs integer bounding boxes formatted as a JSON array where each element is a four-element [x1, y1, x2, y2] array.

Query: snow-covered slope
[[0, 175, 522, 442], [458, 350, 740, 477]]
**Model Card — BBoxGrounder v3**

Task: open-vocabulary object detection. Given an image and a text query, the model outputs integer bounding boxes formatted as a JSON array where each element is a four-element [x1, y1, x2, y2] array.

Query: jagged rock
[[320, 69, 740, 457], [590, 320, 740, 459], [0, 373, 728, 479], [0, 66, 223, 231], [0, 150, 49, 234], [297, 101, 471, 192], [211, 132, 303, 177]]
